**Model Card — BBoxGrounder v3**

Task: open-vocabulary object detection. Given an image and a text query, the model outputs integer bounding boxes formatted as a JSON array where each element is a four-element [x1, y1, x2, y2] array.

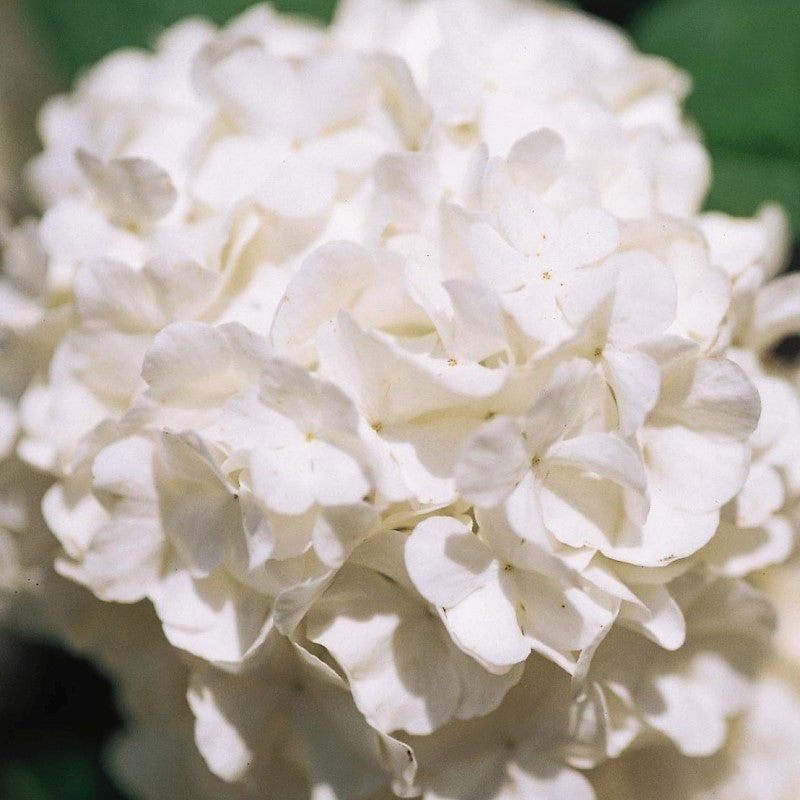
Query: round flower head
[[1, 1, 798, 798]]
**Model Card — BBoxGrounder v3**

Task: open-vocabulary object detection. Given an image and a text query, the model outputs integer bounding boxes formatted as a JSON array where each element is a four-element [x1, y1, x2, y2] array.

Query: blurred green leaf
[[0, 747, 126, 800], [22, 0, 337, 81], [632, 0, 800, 236]]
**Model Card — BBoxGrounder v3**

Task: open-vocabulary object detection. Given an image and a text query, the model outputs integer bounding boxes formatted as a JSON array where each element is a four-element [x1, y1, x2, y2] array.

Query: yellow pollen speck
[[371, 421, 383, 433], [531, 455, 541, 467], [594, 347, 603, 358], [503, 563, 514, 572], [447, 357, 457, 367], [541, 271, 552, 280], [305, 431, 315, 442]]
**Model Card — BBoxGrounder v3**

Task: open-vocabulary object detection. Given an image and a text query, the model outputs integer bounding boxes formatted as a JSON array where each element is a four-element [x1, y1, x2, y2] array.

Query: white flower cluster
[[2, 0, 800, 797]]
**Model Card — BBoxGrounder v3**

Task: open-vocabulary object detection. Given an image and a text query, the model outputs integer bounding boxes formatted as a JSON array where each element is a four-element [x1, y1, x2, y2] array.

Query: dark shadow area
[[577, 0, 645, 25], [0, 632, 127, 800]]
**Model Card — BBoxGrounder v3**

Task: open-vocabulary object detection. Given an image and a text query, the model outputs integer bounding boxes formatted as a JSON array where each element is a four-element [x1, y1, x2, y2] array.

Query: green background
[[2, 0, 798, 797]]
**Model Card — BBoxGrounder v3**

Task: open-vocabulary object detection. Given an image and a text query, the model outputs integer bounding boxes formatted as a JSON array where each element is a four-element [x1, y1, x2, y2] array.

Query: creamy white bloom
[[406, 654, 596, 800], [590, 676, 800, 800], [2, 1, 798, 798], [568, 574, 775, 766], [188, 631, 415, 798], [306, 530, 523, 735]]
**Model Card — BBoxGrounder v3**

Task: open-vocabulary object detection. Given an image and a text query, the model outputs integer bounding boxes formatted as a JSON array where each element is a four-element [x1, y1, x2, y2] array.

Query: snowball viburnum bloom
[[1, 0, 798, 798]]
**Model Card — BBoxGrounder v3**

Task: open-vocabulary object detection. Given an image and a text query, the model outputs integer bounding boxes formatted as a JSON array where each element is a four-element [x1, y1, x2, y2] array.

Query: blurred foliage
[[632, 0, 800, 236], [22, 0, 336, 80], [0, 634, 125, 800], [0, 748, 125, 800]]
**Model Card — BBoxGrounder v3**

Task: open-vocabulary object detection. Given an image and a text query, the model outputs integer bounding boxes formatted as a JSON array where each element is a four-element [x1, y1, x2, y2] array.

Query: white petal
[[498, 186, 560, 258], [541, 467, 645, 554], [605, 252, 677, 347], [405, 516, 493, 608], [558, 207, 619, 267], [308, 439, 370, 507], [506, 128, 566, 193], [443, 577, 530, 673], [642, 674, 726, 756], [92, 436, 156, 503], [370, 414, 470, 505], [307, 564, 519, 734], [427, 48, 481, 125], [510, 755, 596, 800], [644, 425, 751, 513], [656, 357, 760, 440], [74, 259, 163, 330], [237, 488, 277, 568], [701, 517, 794, 578], [502, 476, 551, 554], [523, 359, 593, 450], [515, 571, 615, 656], [42, 481, 107, 559], [750, 272, 800, 350], [503, 282, 572, 345], [192, 133, 291, 209], [371, 53, 431, 148], [372, 152, 440, 233], [546, 432, 647, 492], [311, 502, 376, 568], [736, 462, 784, 528], [56, 517, 163, 603], [154, 432, 239, 577], [150, 565, 272, 663], [442, 278, 509, 363], [188, 672, 255, 782], [142, 321, 269, 405], [250, 444, 315, 515], [77, 149, 177, 225], [259, 356, 321, 430], [270, 241, 377, 362], [608, 493, 719, 566], [468, 221, 531, 294], [273, 570, 335, 635], [619, 584, 685, 650], [318, 313, 505, 422], [143, 256, 220, 320], [259, 157, 338, 219], [39, 200, 140, 268], [602, 349, 661, 435], [456, 416, 529, 507]]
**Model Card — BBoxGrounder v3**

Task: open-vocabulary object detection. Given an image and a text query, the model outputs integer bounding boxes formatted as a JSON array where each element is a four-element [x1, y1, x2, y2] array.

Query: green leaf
[[0, 747, 127, 800], [706, 147, 800, 233], [631, 0, 800, 237], [22, 0, 337, 81]]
